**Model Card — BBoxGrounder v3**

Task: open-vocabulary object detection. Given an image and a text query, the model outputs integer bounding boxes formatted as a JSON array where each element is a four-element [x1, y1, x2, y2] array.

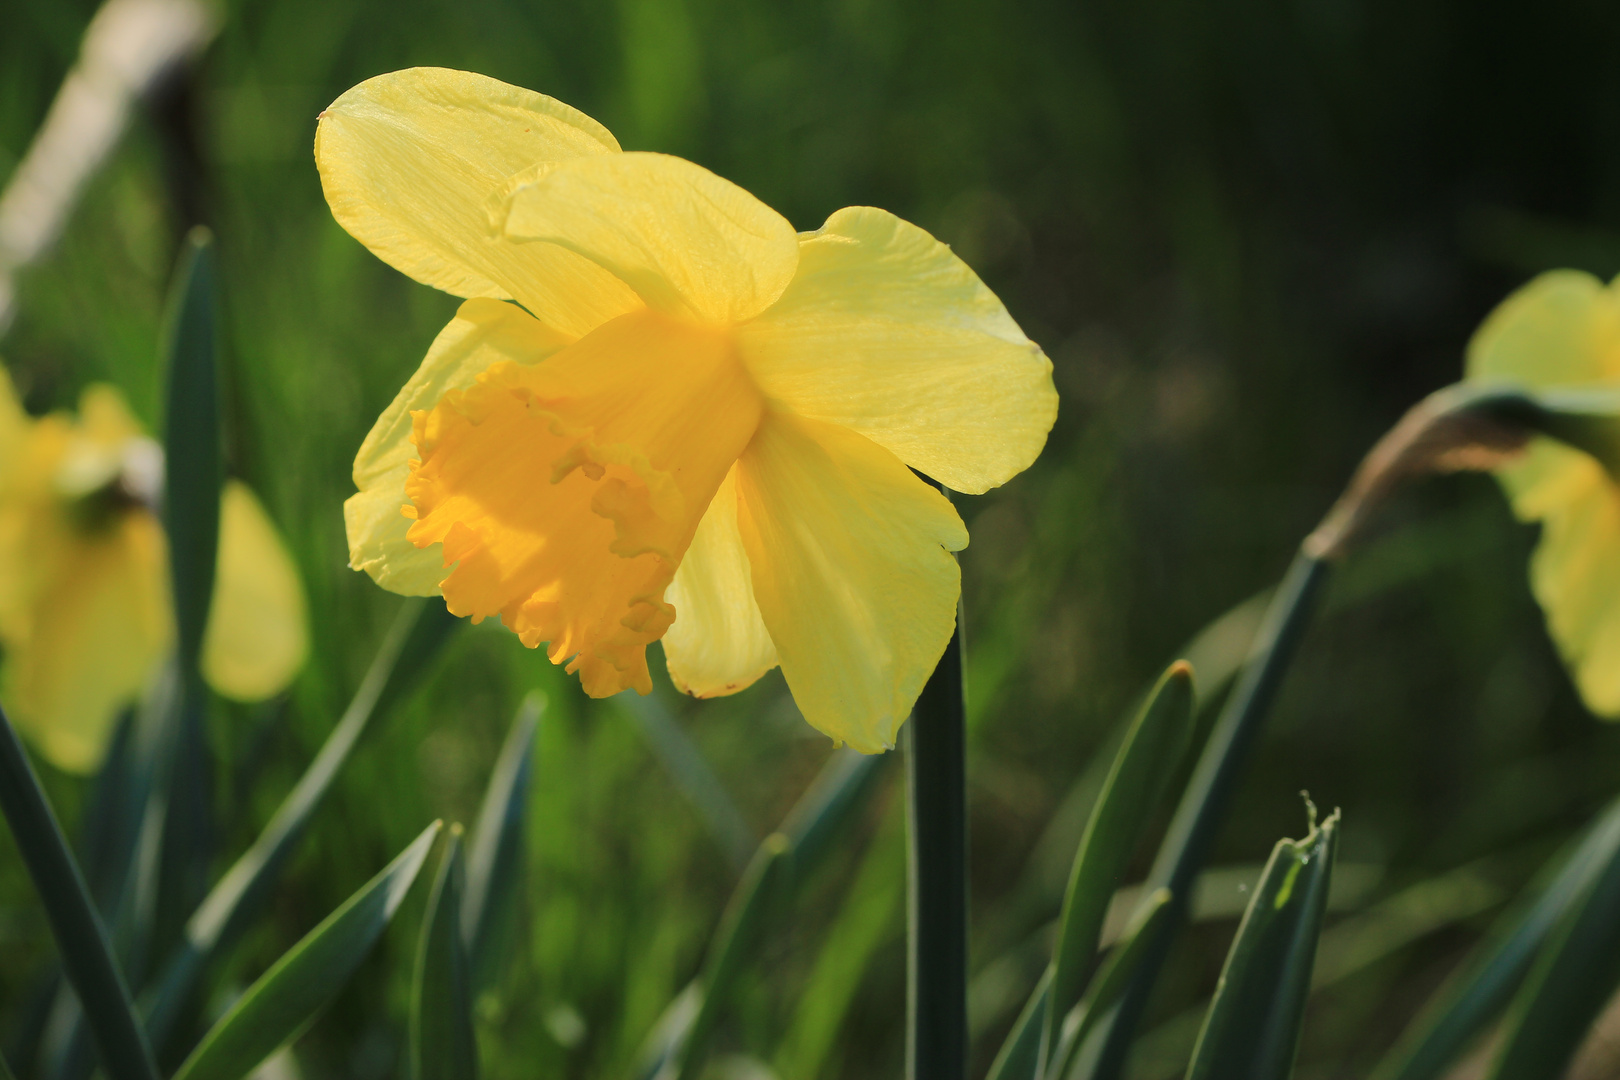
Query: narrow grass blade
[[160, 226, 221, 676], [779, 749, 884, 873], [0, 1047, 15, 1080], [463, 692, 541, 994], [1484, 807, 1620, 1080], [1040, 665, 1195, 1076], [909, 619, 968, 1080], [623, 691, 754, 872], [0, 705, 158, 1080], [671, 834, 795, 1080], [170, 821, 441, 1080], [1051, 889, 1173, 1080], [637, 743, 890, 1080], [414, 828, 477, 1080], [773, 807, 906, 1080], [1372, 795, 1620, 1080], [142, 598, 458, 1051], [1184, 806, 1340, 1080], [986, 967, 1052, 1080], [1086, 552, 1332, 1080]]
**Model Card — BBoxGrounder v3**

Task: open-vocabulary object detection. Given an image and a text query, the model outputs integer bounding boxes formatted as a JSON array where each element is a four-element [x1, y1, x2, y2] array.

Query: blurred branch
[[0, 0, 217, 335]]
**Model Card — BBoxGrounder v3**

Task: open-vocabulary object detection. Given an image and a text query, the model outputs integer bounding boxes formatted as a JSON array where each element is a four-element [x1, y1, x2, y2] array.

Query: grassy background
[[7, 0, 1620, 1076]]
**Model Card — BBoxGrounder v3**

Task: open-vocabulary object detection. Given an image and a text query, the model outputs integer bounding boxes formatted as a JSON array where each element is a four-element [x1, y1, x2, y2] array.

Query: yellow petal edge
[[1467, 270, 1620, 716]]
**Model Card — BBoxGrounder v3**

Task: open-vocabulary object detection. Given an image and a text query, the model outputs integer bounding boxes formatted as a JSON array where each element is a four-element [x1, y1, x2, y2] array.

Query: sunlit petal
[[498, 151, 799, 325], [316, 67, 641, 336], [406, 309, 763, 695], [346, 296, 573, 595], [734, 411, 967, 752], [203, 480, 308, 701], [738, 206, 1056, 494], [662, 464, 778, 697]]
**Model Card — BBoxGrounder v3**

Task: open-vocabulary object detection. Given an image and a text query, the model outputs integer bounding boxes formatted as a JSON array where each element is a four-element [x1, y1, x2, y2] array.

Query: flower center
[[404, 307, 764, 695]]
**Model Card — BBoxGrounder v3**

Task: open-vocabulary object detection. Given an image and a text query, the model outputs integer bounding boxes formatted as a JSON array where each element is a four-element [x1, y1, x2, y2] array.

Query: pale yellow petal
[[498, 152, 799, 325], [405, 309, 763, 697], [347, 297, 572, 595], [1518, 454, 1620, 714], [0, 367, 29, 477], [733, 411, 967, 753], [202, 481, 308, 701], [1466, 270, 1620, 386], [5, 512, 171, 773], [736, 206, 1057, 494], [1464, 270, 1620, 717], [663, 465, 778, 697], [316, 67, 641, 336]]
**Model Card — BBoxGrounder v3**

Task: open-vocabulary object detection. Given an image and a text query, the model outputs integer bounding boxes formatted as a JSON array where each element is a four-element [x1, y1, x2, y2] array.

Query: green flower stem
[[0, 704, 159, 1080], [1086, 549, 1332, 1079], [908, 616, 968, 1080]]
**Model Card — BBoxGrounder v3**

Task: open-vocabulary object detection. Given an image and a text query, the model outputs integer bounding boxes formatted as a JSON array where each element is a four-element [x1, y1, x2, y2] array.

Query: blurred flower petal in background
[[203, 479, 310, 704], [0, 372, 307, 772], [1466, 270, 1620, 716]]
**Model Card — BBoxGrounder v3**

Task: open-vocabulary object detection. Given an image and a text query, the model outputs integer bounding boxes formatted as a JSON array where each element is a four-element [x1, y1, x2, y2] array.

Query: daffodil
[[319, 68, 1056, 752], [0, 373, 309, 771], [1467, 270, 1620, 717]]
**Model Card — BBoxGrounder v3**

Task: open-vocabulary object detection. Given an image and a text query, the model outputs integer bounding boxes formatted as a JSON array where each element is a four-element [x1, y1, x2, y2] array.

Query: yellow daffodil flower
[[318, 68, 1056, 753], [0, 373, 309, 771], [1467, 270, 1620, 717]]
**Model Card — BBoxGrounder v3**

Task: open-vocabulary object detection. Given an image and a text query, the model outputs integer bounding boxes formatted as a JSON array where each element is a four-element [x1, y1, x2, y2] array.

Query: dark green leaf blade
[[160, 225, 222, 676], [908, 618, 968, 1080], [153, 223, 225, 984], [462, 691, 541, 993], [0, 705, 158, 1080], [1484, 802, 1620, 1080], [1051, 888, 1174, 1080], [1185, 807, 1340, 1080], [169, 821, 442, 1080], [672, 833, 795, 1080], [779, 748, 883, 873], [986, 967, 1052, 1080], [1040, 663, 1195, 1076], [636, 746, 889, 1080], [1371, 795, 1620, 1080], [414, 828, 477, 1080], [1086, 553, 1332, 1080], [142, 598, 458, 1050]]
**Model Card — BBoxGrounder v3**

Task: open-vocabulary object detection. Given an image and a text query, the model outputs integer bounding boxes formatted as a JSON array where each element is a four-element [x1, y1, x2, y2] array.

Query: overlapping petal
[[346, 297, 573, 595], [404, 308, 763, 696], [737, 206, 1056, 494], [733, 411, 967, 752], [662, 465, 778, 697], [1466, 269, 1620, 716], [497, 152, 799, 325], [315, 67, 640, 336], [203, 480, 309, 701]]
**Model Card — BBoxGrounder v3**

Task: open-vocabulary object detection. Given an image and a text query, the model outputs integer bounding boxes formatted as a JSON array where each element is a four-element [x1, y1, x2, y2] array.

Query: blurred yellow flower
[[318, 68, 1057, 752], [1467, 270, 1620, 717], [0, 374, 309, 772]]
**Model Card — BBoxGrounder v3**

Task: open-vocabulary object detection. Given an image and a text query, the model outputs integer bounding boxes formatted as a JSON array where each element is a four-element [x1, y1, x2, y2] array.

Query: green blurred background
[[7, 0, 1620, 1076]]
